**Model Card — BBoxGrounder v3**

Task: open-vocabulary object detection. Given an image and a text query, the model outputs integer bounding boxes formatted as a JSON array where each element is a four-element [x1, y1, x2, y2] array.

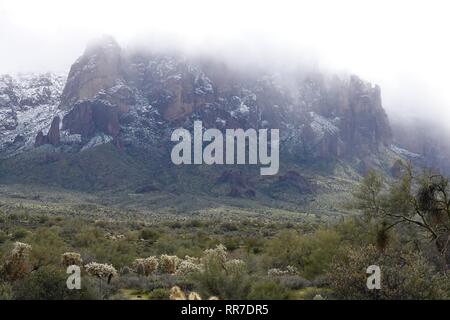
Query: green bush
[[191, 245, 251, 299], [11, 229, 28, 240], [0, 281, 13, 300], [328, 245, 450, 299], [266, 228, 341, 279], [248, 280, 290, 300], [139, 228, 160, 242], [12, 266, 98, 300], [0, 231, 8, 244], [148, 288, 170, 300]]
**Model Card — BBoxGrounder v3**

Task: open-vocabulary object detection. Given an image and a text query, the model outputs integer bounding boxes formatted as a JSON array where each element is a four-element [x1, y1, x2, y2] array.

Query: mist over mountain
[[2, 2, 450, 303], [0, 34, 447, 217]]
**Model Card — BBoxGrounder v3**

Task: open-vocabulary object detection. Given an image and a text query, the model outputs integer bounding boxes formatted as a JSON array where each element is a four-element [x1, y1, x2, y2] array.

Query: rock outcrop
[[59, 35, 122, 109], [62, 100, 120, 140], [47, 116, 61, 145], [1, 36, 395, 171], [34, 116, 60, 147], [0, 73, 64, 155]]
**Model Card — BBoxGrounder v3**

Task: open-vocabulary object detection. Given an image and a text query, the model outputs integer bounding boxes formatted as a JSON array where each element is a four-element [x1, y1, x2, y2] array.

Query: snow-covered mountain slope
[[0, 73, 65, 157], [2, 36, 446, 198], [50, 36, 393, 168]]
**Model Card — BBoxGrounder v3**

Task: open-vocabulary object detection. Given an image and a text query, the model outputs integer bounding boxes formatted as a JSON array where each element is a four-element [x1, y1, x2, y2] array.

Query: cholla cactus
[[224, 259, 246, 273], [85, 262, 118, 298], [159, 255, 180, 274], [188, 292, 202, 300], [286, 265, 298, 275], [169, 286, 203, 300], [184, 255, 201, 264], [12, 242, 32, 256], [132, 257, 159, 276], [120, 266, 131, 275], [267, 268, 288, 276], [85, 262, 118, 281], [61, 252, 83, 267], [3, 242, 32, 281], [268, 265, 298, 277], [202, 244, 227, 265], [176, 256, 203, 275], [208, 296, 219, 300], [169, 286, 186, 300]]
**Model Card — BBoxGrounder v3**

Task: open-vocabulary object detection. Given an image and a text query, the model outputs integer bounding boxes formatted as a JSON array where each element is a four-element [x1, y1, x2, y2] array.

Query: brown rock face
[[47, 116, 60, 145], [53, 36, 393, 164], [162, 76, 212, 121], [34, 116, 60, 147], [62, 100, 120, 140], [59, 35, 122, 109]]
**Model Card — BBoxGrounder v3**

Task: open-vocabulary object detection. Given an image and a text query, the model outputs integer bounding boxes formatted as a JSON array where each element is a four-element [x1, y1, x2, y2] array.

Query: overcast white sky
[[0, 0, 449, 123]]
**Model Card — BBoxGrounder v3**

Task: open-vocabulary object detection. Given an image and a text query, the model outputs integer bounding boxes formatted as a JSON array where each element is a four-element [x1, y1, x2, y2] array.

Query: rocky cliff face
[[392, 118, 450, 174], [0, 37, 395, 172], [35, 115, 60, 146], [59, 36, 122, 109], [46, 37, 391, 163], [0, 73, 65, 156]]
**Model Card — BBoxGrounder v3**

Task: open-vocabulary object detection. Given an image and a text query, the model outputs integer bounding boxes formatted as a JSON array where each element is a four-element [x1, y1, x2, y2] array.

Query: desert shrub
[[61, 252, 83, 267], [85, 262, 118, 280], [0, 281, 13, 300], [147, 288, 170, 300], [26, 228, 67, 267], [85, 262, 118, 298], [188, 291, 202, 300], [186, 220, 203, 228], [176, 256, 203, 275], [168, 221, 182, 229], [168, 286, 204, 300], [220, 223, 238, 232], [11, 229, 28, 240], [74, 227, 104, 248], [0, 231, 8, 244], [202, 244, 227, 265], [328, 245, 449, 299], [132, 257, 159, 276], [266, 229, 341, 279], [265, 230, 303, 267], [332, 218, 375, 246], [120, 266, 131, 275], [277, 275, 311, 290], [159, 255, 180, 274], [248, 280, 290, 300], [293, 287, 333, 300], [300, 229, 341, 278], [169, 286, 186, 300], [12, 265, 97, 300], [190, 245, 251, 299], [85, 237, 137, 268], [2, 242, 32, 281], [139, 228, 160, 242], [268, 265, 298, 276], [110, 275, 148, 292]]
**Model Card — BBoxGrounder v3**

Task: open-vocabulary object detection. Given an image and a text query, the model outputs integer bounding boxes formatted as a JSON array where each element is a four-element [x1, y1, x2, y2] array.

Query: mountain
[[0, 73, 65, 156], [0, 36, 440, 214]]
